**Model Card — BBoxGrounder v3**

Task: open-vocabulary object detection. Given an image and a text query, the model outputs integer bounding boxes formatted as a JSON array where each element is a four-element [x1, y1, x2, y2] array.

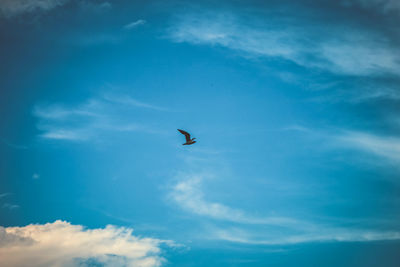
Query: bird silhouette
[[178, 129, 196, 145]]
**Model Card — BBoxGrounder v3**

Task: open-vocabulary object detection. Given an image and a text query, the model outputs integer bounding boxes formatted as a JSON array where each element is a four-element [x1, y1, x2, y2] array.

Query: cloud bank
[[0, 220, 170, 267]]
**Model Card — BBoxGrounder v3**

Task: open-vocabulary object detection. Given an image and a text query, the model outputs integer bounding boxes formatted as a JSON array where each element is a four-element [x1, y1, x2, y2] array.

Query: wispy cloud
[[0, 193, 11, 198], [102, 93, 167, 111], [0, 0, 112, 17], [317, 81, 400, 104], [40, 129, 88, 141], [0, 220, 173, 267], [211, 226, 400, 245], [32, 173, 40, 179], [0, 0, 68, 17], [33, 93, 166, 141], [277, 126, 400, 165], [78, 1, 112, 12], [170, 173, 304, 226], [0, 193, 14, 209], [2, 203, 19, 210], [170, 171, 400, 245], [337, 131, 400, 163], [167, 10, 400, 77], [346, 0, 400, 12], [124, 19, 146, 30]]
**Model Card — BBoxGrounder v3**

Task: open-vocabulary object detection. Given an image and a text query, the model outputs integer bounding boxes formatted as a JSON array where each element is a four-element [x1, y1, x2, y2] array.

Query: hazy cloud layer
[[0, 221, 170, 267]]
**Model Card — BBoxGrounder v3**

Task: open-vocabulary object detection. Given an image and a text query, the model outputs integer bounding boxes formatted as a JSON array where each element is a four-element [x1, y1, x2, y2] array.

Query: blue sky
[[1, 0, 400, 266]]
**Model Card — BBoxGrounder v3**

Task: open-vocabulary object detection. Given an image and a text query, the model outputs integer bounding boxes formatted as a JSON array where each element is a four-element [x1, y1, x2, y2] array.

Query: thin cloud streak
[[124, 19, 146, 30], [32, 100, 100, 119], [40, 129, 89, 141], [212, 226, 400, 245], [102, 93, 168, 111]]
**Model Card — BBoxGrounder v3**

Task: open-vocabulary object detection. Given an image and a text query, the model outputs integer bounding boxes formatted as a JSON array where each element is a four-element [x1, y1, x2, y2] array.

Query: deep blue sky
[[1, 0, 400, 266]]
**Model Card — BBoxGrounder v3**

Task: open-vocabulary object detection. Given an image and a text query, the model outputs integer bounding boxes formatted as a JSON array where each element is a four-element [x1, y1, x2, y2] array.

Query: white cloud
[[0, 220, 172, 267], [0, 0, 67, 17], [124, 19, 146, 30], [168, 11, 400, 76], [338, 131, 400, 163]]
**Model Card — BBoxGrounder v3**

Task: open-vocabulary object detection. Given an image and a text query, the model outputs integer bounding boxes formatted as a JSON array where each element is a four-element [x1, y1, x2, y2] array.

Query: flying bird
[[178, 129, 196, 145]]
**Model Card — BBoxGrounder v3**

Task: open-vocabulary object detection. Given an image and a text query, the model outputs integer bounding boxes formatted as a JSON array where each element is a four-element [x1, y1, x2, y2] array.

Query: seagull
[[178, 129, 196, 145]]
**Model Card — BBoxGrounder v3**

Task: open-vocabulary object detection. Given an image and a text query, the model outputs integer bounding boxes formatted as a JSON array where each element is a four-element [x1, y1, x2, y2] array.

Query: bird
[[178, 129, 196, 145]]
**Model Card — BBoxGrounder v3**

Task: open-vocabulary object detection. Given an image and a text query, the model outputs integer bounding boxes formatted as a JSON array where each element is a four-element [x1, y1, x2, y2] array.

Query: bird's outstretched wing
[[178, 129, 191, 142]]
